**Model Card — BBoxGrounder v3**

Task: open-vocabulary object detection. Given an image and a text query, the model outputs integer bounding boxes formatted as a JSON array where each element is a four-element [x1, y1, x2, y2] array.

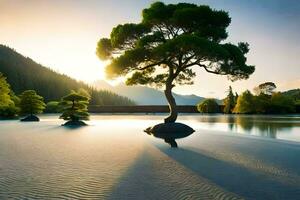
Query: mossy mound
[[62, 120, 87, 127], [20, 115, 40, 122], [145, 122, 194, 139]]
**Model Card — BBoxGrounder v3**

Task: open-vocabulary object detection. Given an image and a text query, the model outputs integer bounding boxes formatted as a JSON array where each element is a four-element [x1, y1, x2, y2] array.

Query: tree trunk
[[164, 82, 178, 123]]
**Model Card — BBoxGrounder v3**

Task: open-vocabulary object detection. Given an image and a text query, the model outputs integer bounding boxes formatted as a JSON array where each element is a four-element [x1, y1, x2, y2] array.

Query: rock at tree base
[[62, 120, 87, 126], [20, 115, 39, 122], [144, 122, 195, 147]]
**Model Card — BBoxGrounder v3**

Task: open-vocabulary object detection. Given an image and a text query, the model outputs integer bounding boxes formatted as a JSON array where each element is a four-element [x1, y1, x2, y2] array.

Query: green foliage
[[233, 90, 296, 114], [0, 73, 19, 118], [253, 93, 271, 114], [19, 90, 46, 115], [282, 89, 300, 101], [59, 91, 89, 121], [77, 88, 91, 100], [269, 92, 295, 114], [96, 2, 255, 87], [233, 90, 255, 114], [197, 99, 220, 113], [0, 72, 13, 107], [45, 101, 60, 113], [0, 45, 135, 106], [0, 105, 19, 118], [223, 86, 235, 114]]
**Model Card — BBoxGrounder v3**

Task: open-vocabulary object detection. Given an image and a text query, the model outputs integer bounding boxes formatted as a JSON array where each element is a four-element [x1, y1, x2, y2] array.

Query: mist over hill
[[93, 80, 206, 105]]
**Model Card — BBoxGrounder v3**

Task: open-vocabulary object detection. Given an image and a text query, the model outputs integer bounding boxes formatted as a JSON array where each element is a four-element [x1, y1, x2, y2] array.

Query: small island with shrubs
[[59, 90, 90, 126], [19, 90, 46, 121]]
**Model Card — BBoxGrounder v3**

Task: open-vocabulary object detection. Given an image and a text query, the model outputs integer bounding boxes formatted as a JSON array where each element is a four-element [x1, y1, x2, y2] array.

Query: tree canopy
[[19, 90, 46, 115], [59, 91, 90, 121], [97, 2, 255, 122], [254, 82, 276, 95]]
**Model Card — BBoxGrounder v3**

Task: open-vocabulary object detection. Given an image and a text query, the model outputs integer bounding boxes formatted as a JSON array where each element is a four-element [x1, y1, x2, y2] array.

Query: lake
[[0, 114, 299, 199]]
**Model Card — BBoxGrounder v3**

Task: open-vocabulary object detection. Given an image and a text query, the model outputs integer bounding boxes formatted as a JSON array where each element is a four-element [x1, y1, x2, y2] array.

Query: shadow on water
[[155, 145, 300, 200]]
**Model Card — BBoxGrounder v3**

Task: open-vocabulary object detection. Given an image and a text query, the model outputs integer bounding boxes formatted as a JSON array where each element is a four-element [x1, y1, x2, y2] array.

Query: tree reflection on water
[[195, 115, 300, 140]]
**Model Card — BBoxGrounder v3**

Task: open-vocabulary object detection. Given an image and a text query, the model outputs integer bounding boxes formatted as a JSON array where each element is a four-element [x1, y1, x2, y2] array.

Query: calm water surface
[[0, 114, 299, 199], [184, 114, 300, 142], [86, 114, 300, 142]]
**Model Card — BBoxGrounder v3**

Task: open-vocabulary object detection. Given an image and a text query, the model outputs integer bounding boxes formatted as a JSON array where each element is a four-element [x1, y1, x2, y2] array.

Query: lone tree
[[96, 2, 255, 123], [59, 91, 90, 125], [254, 82, 276, 95], [19, 90, 45, 121]]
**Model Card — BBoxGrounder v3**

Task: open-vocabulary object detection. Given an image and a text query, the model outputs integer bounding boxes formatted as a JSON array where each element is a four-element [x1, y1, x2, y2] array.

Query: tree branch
[[137, 60, 165, 70], [198, 64, 226, 75]]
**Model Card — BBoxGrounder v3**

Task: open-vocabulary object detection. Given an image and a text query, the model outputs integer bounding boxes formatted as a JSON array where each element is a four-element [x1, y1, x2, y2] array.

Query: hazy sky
[[0, 0, 299, 98]]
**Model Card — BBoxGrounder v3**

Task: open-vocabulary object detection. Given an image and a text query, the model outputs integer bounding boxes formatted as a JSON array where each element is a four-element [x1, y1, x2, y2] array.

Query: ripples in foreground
[[0, 114, 299, 199]]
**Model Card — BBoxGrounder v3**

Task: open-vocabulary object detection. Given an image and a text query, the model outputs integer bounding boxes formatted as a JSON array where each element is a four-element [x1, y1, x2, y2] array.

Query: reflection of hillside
[[236, 116, 298, 139], [195, 115, 300, 140]]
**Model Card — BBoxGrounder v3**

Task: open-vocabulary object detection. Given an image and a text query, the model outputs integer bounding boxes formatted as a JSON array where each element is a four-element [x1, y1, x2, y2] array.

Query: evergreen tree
[[19, 90, 46, 116], [223, 86, 235, 114], [59, 91, 89, 123]]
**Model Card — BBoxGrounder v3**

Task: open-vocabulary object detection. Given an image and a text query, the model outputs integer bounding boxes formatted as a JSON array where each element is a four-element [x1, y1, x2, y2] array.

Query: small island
[[59, 90, 90, 126]]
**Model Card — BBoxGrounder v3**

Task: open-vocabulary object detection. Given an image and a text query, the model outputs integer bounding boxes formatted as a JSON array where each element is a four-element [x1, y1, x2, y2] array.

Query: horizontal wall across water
[[88, 105, 204, 113]]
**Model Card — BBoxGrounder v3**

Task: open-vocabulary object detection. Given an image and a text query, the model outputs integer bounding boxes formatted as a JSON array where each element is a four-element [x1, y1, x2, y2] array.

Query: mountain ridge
[[93, 80, 206, 105]]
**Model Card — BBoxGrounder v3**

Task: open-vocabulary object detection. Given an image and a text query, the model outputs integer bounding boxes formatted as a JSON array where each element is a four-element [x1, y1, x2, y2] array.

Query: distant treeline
[[0, 45, 135, 106], [198, 84, 300, 114]]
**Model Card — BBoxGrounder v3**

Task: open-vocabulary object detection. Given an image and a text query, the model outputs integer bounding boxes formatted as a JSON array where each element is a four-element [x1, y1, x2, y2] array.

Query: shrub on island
[[59, 91, 90, 126], [19, 90, 46, 121]]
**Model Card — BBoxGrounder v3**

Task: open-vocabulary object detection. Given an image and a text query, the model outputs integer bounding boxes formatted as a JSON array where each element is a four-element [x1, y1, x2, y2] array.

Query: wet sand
[[0, 115, 299, 199]]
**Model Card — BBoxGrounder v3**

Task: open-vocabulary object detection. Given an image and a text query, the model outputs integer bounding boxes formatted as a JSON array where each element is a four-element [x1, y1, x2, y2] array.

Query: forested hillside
[[0, 45, 135, 105], [283, 89, 300, 101]]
